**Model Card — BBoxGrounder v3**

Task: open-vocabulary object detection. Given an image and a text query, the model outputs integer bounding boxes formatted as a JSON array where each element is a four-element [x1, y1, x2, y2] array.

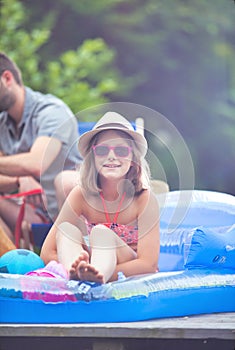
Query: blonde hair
[[79, 130, 151, 196]]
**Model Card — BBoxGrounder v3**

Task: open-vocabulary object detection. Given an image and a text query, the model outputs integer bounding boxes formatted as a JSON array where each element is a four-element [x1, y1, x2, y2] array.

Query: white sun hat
[[78, 111, 148, 157]]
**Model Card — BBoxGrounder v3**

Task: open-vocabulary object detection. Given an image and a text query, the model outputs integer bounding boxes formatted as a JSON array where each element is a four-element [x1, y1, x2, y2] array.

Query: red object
[[1, 189, 44, 248]]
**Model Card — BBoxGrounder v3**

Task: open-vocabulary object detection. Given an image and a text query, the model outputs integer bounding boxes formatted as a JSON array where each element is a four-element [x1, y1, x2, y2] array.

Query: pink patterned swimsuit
[[86, 192, 138, 249]]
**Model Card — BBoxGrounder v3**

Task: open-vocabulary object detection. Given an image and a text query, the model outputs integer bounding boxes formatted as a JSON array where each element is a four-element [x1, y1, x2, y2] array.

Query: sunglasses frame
[[92, 144, 133, 158]]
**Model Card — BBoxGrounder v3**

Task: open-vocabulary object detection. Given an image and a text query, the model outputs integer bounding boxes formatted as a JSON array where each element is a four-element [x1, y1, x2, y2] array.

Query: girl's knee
[[90, 224, 114, 237], [90, 225, 116, 247], [58, 221, 78, 232], [92, 224, 109, 231], [57, 222, 83, 243]]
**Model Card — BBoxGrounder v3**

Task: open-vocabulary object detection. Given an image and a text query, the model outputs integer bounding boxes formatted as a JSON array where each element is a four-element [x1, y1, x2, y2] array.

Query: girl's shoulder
[[67, 185, 87, 207], [135, 188, 151, 200], [135, 188, 159, 211], [68, 184, 83, 197], [68, 185, 100, 210], [135, 188, 150, 205]]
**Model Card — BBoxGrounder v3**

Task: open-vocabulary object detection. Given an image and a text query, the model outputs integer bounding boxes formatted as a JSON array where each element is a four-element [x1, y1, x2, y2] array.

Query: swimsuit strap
[[100, 193, 110, 223], [100, 192, 126, 224]]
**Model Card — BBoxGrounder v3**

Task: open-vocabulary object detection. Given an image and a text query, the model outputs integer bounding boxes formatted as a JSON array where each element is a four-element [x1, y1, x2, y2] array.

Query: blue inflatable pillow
[[184, 227, 235, 270]]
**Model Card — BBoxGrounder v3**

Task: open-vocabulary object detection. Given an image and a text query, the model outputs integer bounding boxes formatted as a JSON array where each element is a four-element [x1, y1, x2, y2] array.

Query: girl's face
[[93, 130, 133, 181]]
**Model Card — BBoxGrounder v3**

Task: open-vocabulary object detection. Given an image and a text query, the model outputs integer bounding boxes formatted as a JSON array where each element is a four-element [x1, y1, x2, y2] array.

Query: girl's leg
[[89, 225, 117, 283], [56, 222, 88, 273], [75, 225, 137, 283], [88, 225, 136, 283]]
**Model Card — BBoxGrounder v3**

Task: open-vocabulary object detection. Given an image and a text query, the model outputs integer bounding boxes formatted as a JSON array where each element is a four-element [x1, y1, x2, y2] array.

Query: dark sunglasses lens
[[114, 146, 129, 157], [95, 145, 109, 156]]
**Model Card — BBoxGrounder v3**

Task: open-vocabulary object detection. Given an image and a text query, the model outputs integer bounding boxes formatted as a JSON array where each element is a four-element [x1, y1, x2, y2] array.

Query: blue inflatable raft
[[0, 190, 234, 323]]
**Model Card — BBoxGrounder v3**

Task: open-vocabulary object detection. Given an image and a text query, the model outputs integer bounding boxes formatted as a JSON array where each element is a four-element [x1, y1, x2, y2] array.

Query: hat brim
[[78, 125, 148, 158]]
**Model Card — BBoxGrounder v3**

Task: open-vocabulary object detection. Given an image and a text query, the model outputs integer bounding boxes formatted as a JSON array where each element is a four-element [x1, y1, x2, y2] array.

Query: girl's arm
[[40, 186, 84, 264], [109, 190, 160, 281]]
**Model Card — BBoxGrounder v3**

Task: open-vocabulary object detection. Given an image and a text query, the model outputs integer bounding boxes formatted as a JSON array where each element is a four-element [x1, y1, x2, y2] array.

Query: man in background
[[0, 52, 82, 242]]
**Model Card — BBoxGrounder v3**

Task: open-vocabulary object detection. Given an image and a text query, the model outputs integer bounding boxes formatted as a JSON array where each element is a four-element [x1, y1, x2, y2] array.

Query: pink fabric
[[24, 261, 76, 302], [26, 260, 68, 279], [86, 222, 138, 245]]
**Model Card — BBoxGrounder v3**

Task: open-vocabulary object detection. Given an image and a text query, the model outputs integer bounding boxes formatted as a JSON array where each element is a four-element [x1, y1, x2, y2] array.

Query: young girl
[[40, 112, 160, 283]]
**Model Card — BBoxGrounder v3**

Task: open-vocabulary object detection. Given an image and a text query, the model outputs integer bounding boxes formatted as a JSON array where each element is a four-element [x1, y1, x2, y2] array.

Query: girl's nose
[[108, 148, 116, 159]]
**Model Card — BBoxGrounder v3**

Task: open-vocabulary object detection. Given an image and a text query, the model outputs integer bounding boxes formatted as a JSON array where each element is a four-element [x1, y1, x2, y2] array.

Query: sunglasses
[[92, 144, 132, 158]]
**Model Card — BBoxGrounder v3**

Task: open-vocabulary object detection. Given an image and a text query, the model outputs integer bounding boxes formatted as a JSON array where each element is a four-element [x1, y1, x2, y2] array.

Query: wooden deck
[[1, 312, 235, 350]]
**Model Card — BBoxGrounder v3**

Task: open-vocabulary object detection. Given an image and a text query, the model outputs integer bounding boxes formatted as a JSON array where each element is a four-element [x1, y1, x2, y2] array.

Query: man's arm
[[0, 136, 62, 178], [0, 151, 19, 192], [0, 174, 19, 193]]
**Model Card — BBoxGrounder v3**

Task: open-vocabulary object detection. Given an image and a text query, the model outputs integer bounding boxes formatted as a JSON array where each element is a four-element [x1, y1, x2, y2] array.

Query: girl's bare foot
[[77, 261, 104, 284], [69, 251, 90, 280]]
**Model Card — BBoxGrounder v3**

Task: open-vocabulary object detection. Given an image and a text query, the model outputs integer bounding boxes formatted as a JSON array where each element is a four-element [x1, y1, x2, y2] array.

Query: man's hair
[[0, 52, 23, 86]]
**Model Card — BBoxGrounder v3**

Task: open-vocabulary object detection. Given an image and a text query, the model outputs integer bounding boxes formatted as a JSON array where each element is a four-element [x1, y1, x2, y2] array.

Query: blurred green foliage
[[45, 39, 123, 112], [0, 0, 127, 114], [1, 0, 235, 194]]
